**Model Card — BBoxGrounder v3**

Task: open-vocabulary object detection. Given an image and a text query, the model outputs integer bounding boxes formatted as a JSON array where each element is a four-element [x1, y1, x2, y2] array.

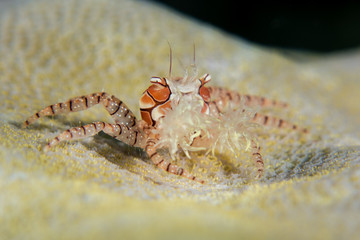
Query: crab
[[23, 55, 308, 184]]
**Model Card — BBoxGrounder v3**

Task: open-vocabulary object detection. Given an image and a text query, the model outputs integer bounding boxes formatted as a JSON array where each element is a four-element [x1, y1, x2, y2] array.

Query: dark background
[[151, 1, 360, 53]]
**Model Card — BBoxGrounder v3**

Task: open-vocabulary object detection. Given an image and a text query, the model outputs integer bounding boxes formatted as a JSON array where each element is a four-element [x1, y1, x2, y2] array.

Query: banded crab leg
[[207, 86, 288, 111], [252, 112, 308, 133], [23, 92, 146, 148], [43, 121, 143, 151], [145, 133, 205, 184], [24, 92, 133, 127], [250, 140, 264, 178], [207, 87, 308, 133]]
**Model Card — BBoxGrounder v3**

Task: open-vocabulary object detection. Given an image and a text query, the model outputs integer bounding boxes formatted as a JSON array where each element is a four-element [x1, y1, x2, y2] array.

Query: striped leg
[[23, 92, 136, 129], [207, 86, 288, 112], [23, 92, 147, 148], [44, 121, 143, 150], [145, 138, 205, 184], [250, 140, 264, 178], [252, 112, 308, 133], [206, 87, 308, 133]]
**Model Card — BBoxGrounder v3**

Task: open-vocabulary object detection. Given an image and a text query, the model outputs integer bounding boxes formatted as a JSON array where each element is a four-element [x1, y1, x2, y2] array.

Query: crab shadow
[[14, 118, 147, 164], [15, 118, 169, 184], [83, 132, 148, 163]]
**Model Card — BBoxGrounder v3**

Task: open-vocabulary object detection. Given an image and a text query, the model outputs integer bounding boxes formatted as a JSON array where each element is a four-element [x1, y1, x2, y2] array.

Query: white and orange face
[[139, 74, 211, 126]]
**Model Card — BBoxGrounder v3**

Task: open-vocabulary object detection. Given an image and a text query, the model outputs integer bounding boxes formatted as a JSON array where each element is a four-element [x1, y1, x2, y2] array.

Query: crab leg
[[44, 121, 144, 150], [250, 140, 264, 178], [23, 92, 146, 148], [23, 92, 137, 128], [207, 87, 307, 133], [207, 86, 288, 111], [252, 112, 308, 133], [145, 136, 205, 184]]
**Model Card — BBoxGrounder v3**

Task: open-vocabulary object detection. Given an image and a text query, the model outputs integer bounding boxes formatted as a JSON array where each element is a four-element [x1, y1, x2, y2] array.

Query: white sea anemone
[[153, 82, 259, 161]]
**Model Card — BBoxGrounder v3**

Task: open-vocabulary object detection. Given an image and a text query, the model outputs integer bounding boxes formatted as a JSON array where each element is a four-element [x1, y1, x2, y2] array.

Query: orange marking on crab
[[139, 92, 156, 109], [147, 84, 170, 103], [201, 102, 210, 114], [140, 110, 153, 126], [199, 74, 211, 103], [151, 100, 172, 123], [199, 86, 210, 103]]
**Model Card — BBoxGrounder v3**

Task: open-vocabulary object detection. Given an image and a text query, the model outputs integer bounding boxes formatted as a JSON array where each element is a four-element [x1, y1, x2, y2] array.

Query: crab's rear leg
[[207, 87, 308, 133], [44, 121, 144, 150], [23, 92, 146, 148], [145, 136, 204, 184], [250, 140, 264, 178], [23, 92, 103, 127], [252, 112, 308, 133], [207, 86, 288, 110], [23, 92, 136, 128]]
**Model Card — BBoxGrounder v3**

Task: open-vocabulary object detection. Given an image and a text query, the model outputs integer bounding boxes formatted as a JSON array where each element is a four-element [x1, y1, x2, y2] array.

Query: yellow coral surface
[[0, 0, 359, 239]]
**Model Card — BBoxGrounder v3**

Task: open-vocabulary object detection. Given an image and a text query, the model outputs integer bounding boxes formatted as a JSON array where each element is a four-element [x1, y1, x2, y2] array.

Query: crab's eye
[[150, 77, 161, 83], [200, 74, 211, 84], [150, 77, 167, 86]]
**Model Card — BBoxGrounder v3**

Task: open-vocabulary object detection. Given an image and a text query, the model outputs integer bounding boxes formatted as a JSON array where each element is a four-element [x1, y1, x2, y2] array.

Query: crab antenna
[[167, 41, 172, 78], [188, 43, 198, 80]]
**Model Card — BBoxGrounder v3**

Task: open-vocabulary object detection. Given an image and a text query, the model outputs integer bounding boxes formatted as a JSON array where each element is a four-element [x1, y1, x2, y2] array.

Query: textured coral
[[0, 0, 359, 239]]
